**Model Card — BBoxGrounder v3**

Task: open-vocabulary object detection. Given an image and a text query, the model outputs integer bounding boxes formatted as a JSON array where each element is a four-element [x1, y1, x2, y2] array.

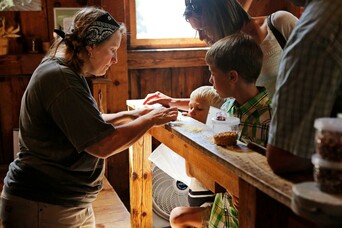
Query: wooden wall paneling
[[171, 66, 211, 98], [129, 68, 173, 99], [102, 0, 129, 113], [102, 0, 131, 211], [128, 70, 140, 99], [45, 0, 102, 42], [129, 66, 211, 99], [0, 1, 48, 54], [0, 76, 30, 164], [105, 58, 129, 113], [19, 0, 48, 53], [127, 48, 208, 70], [106, 152, 130, 210], [86, 77, 112, 113]]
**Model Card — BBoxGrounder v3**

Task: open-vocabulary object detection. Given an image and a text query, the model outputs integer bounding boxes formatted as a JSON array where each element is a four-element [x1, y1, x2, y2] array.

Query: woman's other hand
[[143, 91, 173, 107]]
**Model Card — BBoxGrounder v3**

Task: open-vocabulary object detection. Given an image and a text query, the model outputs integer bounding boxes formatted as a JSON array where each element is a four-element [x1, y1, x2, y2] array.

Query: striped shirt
[[221, 87, 272, 146], [268, 0, 342, 159]]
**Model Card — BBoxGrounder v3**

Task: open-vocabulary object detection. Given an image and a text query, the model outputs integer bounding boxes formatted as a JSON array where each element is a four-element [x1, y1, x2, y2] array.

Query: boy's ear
[[227, 70, 238, 82]]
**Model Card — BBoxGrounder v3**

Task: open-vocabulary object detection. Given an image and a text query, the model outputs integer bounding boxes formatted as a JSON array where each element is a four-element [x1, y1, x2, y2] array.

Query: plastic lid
[[314, 118, 342, 133], [211, 116, 240, 126], [311, 154, 342, 170]]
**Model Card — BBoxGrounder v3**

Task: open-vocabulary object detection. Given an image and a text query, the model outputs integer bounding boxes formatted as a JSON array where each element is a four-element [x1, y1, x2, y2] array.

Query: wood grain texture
[[127, 99, 315, 227], [127, 48, 208, 70], [129, 133, 152, 227], [93, 177, 131, 227], [0, 75, 30, 163]]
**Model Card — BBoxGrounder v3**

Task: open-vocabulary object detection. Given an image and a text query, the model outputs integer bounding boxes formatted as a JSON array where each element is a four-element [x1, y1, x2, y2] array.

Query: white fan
[[152, 163, 189, 222]]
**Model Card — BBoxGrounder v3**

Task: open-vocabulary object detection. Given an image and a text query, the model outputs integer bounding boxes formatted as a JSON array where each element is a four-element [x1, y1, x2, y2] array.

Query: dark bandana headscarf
[[85, 13, 120, 45], [54, 12, 120, 46]]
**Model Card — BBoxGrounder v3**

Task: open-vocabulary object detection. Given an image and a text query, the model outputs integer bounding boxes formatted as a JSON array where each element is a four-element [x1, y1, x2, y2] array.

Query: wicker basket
[[0, 38, 9, 55]]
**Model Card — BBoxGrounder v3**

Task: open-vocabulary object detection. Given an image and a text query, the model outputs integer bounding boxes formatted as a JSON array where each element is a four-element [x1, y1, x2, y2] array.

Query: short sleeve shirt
[[221, 87, 272, 146], [268, 0, 342, 159], [4, 57, 115, 206]]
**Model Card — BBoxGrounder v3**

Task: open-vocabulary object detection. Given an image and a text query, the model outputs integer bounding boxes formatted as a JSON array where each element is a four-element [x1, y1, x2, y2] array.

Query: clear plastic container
[[211, 116, 240, 146], [211, 116, 240, 134], [314, 118, 342, 162], [312, 154, 342, 194]]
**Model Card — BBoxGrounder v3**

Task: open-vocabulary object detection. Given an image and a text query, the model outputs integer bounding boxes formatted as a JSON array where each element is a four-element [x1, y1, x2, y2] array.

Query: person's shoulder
[[38, 57, 65, 72], [35, 57, 79, 84], [272, 10, 297, 19], [268, 10, 298, 39], [271, 10, 298, 25]]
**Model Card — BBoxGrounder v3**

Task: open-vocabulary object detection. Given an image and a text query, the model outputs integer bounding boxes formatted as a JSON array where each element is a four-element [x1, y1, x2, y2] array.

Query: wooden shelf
[[0, 54, 45, 76]]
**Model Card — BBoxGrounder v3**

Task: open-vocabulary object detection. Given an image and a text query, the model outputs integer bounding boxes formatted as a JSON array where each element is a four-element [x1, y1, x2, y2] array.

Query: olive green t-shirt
[[4, 57, 115, 207]]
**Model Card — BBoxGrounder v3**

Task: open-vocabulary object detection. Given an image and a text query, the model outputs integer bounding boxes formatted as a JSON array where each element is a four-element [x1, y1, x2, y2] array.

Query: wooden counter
[[127, 99, 314, 228]]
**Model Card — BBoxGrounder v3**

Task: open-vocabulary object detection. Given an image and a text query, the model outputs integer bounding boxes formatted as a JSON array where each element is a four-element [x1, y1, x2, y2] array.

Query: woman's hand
[[143, 91, 173, 107], [129, 107, 154, 119], [86, 106, 178, 159], [145, 106, 178, 126]]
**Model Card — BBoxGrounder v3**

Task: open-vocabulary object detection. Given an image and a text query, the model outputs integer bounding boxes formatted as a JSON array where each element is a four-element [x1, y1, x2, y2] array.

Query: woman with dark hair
[[183, 0, 298, 99]]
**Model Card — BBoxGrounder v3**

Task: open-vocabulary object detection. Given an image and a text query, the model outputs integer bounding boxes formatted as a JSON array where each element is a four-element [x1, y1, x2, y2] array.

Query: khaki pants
[[0, 190, 95, 228]]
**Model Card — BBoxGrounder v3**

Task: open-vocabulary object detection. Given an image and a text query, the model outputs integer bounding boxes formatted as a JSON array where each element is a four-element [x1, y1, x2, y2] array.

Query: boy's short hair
[[190, 86, 225, 108], [205, 32, 263, 84]]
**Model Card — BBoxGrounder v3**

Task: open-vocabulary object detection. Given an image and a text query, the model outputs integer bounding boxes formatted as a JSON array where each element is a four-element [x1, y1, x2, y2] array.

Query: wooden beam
[[127, 48, 208, 70]]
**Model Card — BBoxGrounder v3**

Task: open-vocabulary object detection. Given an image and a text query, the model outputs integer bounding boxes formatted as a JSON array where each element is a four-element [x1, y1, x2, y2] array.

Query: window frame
[[128, 0, 206, 49]]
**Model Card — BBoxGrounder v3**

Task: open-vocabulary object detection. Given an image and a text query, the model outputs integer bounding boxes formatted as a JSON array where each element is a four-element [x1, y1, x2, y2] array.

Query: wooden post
[[129, 133, 153, 228]]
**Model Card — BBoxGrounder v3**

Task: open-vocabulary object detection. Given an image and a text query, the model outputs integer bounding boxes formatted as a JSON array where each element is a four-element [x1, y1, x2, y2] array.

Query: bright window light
[[135, 0, 196, 39]]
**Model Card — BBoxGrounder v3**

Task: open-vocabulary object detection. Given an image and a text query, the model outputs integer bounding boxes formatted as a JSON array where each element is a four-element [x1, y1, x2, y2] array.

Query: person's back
[[267, 0, 342, 174]]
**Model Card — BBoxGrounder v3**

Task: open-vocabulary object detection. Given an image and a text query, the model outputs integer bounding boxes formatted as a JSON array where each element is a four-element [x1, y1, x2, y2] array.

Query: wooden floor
[[93, 177, 131, 227], [0, 165, 131, 227]]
